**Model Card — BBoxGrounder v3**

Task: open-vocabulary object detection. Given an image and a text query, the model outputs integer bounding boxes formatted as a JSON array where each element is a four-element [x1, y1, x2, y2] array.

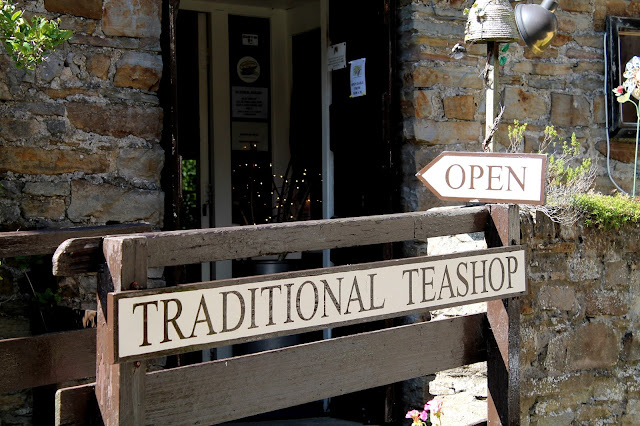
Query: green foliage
[[574, 193, 640, 230], [507, 119, 527, 152], [545, 129, 593, 190], [0, 0, 72, 69], [33, 286, 62, 307]]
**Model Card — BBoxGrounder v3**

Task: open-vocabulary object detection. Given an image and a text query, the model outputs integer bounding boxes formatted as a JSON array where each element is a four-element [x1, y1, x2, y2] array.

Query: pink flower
[[615, 85, 625, 95], [405, 409, 420, 420], [425, 398, 443, 415], [420, 410, 429, 421]]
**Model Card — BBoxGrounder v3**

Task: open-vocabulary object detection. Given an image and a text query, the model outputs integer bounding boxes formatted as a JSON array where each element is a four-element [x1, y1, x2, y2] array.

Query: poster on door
[[232, 86, 268, 119], [349, 58, 366, 98]]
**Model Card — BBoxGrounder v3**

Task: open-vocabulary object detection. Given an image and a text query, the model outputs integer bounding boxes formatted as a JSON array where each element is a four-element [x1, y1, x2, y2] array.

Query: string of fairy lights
[[231, 158, 322, 225]]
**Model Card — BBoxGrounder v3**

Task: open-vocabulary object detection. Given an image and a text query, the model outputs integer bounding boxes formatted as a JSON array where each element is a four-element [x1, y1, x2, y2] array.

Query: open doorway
[[175, 0, 397, 423]]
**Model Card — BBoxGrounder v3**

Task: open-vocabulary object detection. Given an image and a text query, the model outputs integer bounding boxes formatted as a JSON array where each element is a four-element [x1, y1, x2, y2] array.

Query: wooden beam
[[0, 328, 96, 393], [486, 204, 521, 425], [56, 313, 487, 425], [53, 206, 490, 275], [0, 223, 152, 258], [96, 236, 148, 426]]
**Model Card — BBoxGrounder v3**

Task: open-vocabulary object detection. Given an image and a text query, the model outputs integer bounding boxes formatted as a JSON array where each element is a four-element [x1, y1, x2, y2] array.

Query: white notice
[[349, 58, 366, 98]]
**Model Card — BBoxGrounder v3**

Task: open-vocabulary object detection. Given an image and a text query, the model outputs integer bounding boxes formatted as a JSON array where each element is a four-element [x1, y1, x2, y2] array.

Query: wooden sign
[[416, 152, 547, 205], [108, 246, 526, 363]]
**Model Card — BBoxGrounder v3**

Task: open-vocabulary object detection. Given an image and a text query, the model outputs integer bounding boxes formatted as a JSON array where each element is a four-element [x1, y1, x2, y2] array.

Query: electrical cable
[[603, 31, 629, 194]]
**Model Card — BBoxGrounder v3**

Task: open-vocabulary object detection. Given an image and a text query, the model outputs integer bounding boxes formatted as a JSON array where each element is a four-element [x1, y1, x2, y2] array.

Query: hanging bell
[[464, 0, 520, 44]]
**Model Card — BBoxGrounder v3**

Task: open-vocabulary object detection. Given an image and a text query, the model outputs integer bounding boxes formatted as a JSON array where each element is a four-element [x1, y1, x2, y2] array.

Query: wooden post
[[486, 204, 521, 425], [96, 236, 148, 425], [485, 42, 500, 152]]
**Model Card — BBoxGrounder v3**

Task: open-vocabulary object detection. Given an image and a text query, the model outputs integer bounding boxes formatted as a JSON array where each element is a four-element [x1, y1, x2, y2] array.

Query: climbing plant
[[0, 0, 72, 69]]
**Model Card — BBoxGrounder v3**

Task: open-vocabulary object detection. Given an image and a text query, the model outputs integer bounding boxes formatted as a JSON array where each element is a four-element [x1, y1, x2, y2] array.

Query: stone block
[[412, 67, 483, 90], [87, 54, 111, 80], [550, 93, 590, 127], [68, 181, 163, 225], [413, 119, 482, 144], [413, 90, 433, 119], [533, 63, 572, 76], [0, 118, 43, 142], [114, 52, 163, 91], [558, 0, 592, 13], [0, 146, 112, 175], [24, 182, 70, 197], [538, 285, 578, 311], [46, 88, 100, 99], [585, 291, 629, 316], [596, 141, 637, 163], [66, 102, 163, 140], [59, 15, 98, 35], [116, 146, 165, 182], [443, 95, 475, 121], [45, 0, 103, 19], [621, 399, 640, 425], [102, 0, 162, 38], [503, 88, 548, 121], [605, 260, 630, 288], [566, 322, 619, 371], [565, 49, 603, 60], [21, 198, 66, 220]]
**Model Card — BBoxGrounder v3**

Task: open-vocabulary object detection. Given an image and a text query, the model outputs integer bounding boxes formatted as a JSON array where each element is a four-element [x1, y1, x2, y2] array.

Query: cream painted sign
[[110, 246, 527, 362], [417, 152, 547, 205]]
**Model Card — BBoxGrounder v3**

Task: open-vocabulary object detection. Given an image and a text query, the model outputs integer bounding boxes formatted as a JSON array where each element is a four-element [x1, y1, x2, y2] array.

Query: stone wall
[[521, 212, 640, 425], [398, 0, 640, 213], [0, 1, 164, 423], [0, 0, 164, 231]]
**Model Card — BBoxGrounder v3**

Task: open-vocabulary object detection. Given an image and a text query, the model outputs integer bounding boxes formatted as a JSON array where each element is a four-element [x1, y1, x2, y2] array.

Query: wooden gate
[[44, 204, 522, 425]]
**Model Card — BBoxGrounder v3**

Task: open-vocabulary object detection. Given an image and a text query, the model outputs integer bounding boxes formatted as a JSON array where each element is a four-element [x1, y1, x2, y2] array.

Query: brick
[[45, 0, 102, 19], [413, 119, 482, 144], [87, 54, 111, 80], [503, 88, 548, 121], [66, 102, 163, 140], [0, 146, 112, 175], [443, 95, 475, 121], [550, 93, 590, 127], [114, 52, 162, 91], [102, 0, 162, 38], [68, 181, 163, 225]]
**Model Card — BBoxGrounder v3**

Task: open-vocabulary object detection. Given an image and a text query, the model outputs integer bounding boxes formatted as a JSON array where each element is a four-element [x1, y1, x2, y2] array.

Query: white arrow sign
[[416, 152, 547, 205]]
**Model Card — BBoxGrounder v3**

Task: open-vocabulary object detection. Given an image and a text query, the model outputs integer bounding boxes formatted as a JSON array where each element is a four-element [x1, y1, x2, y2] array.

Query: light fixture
[[515, 0, 559, 54]]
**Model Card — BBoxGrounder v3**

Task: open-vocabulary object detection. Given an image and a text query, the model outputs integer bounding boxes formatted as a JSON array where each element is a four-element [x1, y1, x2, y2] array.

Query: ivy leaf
[[499, 55, 507, 66], [501, 43, 510, 52]]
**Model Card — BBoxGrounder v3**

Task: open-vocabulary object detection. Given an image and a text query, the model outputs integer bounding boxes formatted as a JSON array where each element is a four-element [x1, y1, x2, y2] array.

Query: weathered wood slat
[[0, 223, 152, 258], [55, 314, 487, 425], [53, 206, 489, 275], [0, 328, 96, 393]]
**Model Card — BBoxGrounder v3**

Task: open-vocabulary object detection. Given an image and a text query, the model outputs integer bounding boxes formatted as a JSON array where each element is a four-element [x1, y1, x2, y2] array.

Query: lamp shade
[[515, 0, 558, 54], [464, 0, 519, 44]]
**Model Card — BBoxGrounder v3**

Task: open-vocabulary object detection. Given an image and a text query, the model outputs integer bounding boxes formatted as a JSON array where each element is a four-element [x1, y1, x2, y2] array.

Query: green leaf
[[499, 55, 507, 66], [10, 9, 20, 20], [501, 43, 510, 52]]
